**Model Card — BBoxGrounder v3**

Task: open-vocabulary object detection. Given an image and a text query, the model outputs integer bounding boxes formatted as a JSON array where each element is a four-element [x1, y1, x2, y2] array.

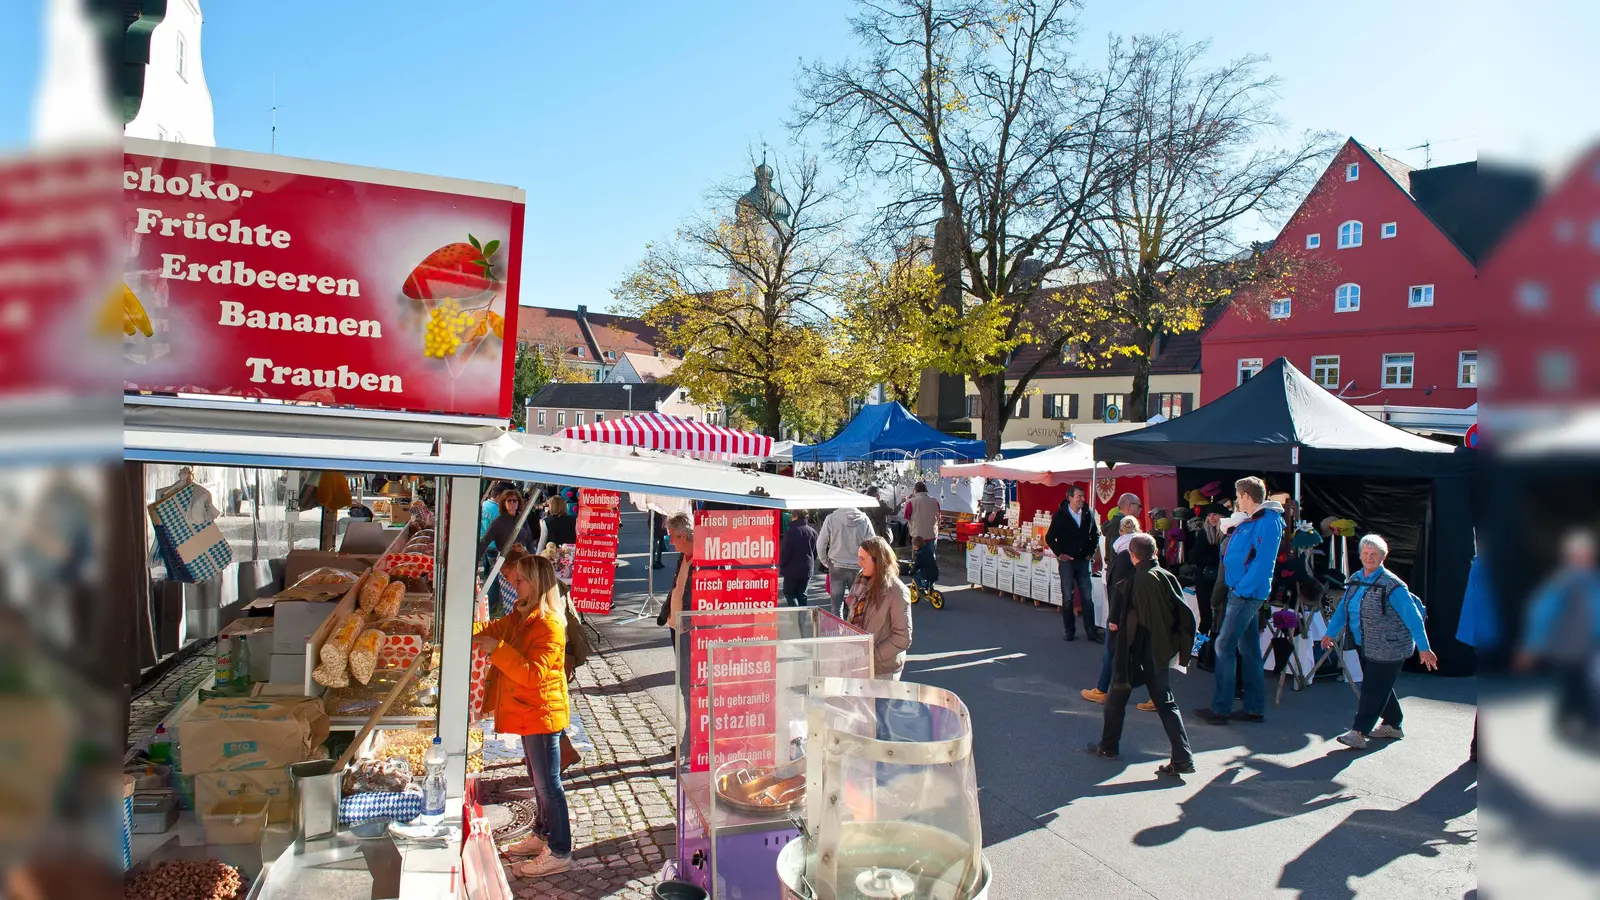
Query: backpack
[[564, 595, 593, 679]]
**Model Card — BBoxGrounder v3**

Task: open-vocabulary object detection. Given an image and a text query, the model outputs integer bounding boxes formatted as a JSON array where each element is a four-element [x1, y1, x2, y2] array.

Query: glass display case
[[777, 677, 990, 900], [675, 607, 872, 897]]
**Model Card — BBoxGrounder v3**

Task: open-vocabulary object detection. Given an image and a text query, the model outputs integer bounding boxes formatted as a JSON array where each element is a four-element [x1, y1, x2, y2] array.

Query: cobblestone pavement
[[483, 622, 679, 899], [125, 642, 216, 761]]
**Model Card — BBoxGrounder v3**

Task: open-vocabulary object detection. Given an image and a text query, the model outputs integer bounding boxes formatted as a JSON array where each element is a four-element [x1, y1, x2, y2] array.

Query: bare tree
[[1077, 34, 1336, 420], [796, 0, 1127, 455], [613, 154, 865, 437]]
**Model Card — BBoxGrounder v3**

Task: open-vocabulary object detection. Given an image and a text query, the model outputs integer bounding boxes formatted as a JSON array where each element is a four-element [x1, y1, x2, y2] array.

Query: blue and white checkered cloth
[[149, 481, 232, 583], [339, 789, 424, 824]]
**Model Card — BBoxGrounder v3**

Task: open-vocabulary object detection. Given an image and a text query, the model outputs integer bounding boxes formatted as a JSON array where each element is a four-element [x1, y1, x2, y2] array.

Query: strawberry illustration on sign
[[401, 234, 501, 301]]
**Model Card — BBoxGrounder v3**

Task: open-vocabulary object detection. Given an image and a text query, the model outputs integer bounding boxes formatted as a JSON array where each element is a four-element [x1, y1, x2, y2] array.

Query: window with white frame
[[1346, 163, 1360, 181], [1409, 285, 1434, 307], [557, 411, 566, 426], [176, 32, 187, 80], [965, 395, 980, 419], [1306, 233, 1321, 249], [536, 409, 546, 426], [1458, 351, 1477, 388], [1381, 222, 1397, 239], [1591, 219, 1600, 250], [1382, 353, 1415, 388], [594, 411, 605, 422], [1311, 355, 1340, 388], [1238, 358, 1263, 385], [575, 412, 586, 426], [1518, 281, 1549, 313], [1591, 282, 1600, 314], [1335, 283, 1361, 312], [1540, 350, 1575, 391], [1269, 297, 1291, 319], [1338, 221, 1363, 248]]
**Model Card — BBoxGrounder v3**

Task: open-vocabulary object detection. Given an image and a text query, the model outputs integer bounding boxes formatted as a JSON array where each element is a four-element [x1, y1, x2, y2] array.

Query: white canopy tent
[[940, 438, 1174, 486]]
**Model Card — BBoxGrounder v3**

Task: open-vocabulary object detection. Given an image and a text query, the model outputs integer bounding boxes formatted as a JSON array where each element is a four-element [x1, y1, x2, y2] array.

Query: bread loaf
[[374, 582, 405, 618], [358, 572, 390, 614], [349, 629, 386, 684], [312, 659, 349, 688], [320, 611, 366, 667]]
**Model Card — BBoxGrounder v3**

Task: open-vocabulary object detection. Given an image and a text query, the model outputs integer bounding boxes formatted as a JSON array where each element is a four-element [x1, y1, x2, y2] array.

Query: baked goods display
[[124, 859, 244, 900]]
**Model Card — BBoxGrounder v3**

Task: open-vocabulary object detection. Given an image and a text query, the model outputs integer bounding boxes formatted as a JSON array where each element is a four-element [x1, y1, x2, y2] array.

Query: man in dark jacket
[[779, 512, 819, 606], [1086, 534, 1196, 777], [1045, 486, 1102, 642]]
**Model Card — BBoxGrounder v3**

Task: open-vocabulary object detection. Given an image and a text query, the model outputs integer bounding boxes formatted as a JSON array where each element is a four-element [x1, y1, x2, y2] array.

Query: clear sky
[[5, 1, 1595, 312]]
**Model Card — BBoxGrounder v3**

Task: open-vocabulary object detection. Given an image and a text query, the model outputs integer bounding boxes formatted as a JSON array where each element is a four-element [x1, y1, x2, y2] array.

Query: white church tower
[[122, 0, 216, 146]]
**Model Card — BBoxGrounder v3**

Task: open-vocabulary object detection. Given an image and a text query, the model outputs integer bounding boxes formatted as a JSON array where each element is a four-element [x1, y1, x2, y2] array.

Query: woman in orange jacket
[[472, 545, 573, 878]]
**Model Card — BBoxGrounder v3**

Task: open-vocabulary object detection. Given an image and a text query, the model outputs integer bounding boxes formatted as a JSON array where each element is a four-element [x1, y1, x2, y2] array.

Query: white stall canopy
[[124, 398, 876, 509]]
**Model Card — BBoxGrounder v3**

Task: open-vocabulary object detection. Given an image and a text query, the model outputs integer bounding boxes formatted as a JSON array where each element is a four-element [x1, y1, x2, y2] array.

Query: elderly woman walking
[[1322, 534, 1438, 750]]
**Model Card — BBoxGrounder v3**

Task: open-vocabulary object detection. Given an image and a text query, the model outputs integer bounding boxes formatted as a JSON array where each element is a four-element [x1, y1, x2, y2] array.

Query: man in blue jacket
[[1194, 476, 1285, 725]]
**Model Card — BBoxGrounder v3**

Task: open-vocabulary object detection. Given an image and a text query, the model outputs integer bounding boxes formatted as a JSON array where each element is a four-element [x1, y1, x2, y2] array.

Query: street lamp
[[622, 383, 633, 418]]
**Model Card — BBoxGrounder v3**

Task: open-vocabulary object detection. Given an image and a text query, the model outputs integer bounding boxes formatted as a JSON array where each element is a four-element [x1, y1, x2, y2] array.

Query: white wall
[[124, 0, 215, 146]]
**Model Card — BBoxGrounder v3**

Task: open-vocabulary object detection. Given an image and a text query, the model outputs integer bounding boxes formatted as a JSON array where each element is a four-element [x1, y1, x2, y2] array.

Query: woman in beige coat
[[846, 536, 913, 679]]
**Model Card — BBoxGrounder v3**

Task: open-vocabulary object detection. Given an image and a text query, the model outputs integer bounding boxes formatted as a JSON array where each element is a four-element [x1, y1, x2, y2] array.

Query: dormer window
[[575, 347, 586, 358]]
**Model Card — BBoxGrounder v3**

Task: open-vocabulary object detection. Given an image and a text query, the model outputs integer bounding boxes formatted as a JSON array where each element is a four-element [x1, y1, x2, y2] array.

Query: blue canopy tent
[[793, 402, 986, 462]]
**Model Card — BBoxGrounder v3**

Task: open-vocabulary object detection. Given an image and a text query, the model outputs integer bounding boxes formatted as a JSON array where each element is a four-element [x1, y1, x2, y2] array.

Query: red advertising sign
[[690, 636, 781, 772], [1, 150, 122, 398], [691, 567, 780, 613], [693, 509, 779, 566], [120, 139, 524, 417], [571, 489, 620, 614]]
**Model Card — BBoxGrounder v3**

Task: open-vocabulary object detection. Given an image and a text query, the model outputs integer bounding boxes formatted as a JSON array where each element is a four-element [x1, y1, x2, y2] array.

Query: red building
[[1201, 139, 1537, 409], [1476, 144, 1600, 408]]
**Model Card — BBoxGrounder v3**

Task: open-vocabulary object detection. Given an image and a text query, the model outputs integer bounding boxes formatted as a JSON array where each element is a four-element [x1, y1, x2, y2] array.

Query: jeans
[[1057, 557, 1096, 637], [1099, 641, 1192, 765], [1558, 664, 1600, 731], [1095, 638, 1114, 693], [520, 732, 572, 856], [482, 555, 510, 619], [1210, 591, 1266, 716], [1351, 649, 1405, 734], [782, 574, 810, 607], [828, 566, 860, 617]]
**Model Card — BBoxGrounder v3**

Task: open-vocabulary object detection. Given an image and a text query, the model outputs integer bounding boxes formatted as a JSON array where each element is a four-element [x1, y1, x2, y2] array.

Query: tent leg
[[622, 509, 661, 623]]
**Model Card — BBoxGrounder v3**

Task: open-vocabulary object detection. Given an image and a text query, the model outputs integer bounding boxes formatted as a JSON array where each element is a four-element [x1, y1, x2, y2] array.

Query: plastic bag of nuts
[[124, 858, 244, 900]]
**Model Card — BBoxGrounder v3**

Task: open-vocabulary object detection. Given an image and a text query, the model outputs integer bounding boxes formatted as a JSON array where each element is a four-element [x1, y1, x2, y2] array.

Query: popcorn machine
[[777, 677, 990, 900]]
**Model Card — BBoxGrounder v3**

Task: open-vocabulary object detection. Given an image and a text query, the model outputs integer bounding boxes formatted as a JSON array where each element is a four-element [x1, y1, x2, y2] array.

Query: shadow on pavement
[[1277, 758, 1477, 899]]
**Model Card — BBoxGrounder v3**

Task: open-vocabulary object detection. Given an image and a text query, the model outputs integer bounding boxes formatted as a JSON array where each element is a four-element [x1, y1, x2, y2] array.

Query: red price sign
[[694, 509, 779, 566], [691, 567, 780, 613], [571, 489, 621, 614], [689, 636, 780, 773]]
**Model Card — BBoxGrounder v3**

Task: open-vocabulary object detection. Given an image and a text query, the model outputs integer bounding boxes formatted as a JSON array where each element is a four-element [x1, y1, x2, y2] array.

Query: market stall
[[793, 402, 987, 539], [941, 439, 1177, 524], [1095, 358, 1476, 676], [116, 138, 884, 899], [560, 411, 774, 461]]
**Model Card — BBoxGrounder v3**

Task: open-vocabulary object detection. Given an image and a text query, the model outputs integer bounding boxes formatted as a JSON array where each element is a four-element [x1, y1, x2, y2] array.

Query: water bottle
[[232, 636, 252, 693], [148, 724, 172, 765], [419, 737, 447, 824]]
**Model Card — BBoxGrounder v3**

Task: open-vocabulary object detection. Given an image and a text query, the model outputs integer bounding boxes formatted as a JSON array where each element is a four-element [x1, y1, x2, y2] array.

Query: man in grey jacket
[[817, 505, 876, 617]]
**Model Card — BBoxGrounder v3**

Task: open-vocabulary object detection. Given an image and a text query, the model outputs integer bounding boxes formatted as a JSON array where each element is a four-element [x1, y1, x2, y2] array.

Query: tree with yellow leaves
[[797, 0, 1127, 455], [614, 155, 868, 438]]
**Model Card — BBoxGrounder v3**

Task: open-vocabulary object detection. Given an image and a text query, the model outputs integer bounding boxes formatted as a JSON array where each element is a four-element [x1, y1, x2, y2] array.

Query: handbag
[[560, 732, 581, 772], [147, 471, 232, 583]]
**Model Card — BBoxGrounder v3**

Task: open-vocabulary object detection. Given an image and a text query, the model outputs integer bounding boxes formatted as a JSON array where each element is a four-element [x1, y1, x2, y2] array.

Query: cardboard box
[[272, 600, 339, 653], [268, 653, 308, 685], [179, 698, 329, 774], [195, 769, 295, 825]]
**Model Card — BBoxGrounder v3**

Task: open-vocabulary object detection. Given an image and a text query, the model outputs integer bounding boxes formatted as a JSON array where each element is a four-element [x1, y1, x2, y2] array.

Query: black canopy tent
[[1096, 358, 1477, 675]]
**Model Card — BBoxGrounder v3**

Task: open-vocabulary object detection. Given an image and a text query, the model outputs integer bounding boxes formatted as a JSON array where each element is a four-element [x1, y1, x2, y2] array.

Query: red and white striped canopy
[[561, 412, 774, 459]]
